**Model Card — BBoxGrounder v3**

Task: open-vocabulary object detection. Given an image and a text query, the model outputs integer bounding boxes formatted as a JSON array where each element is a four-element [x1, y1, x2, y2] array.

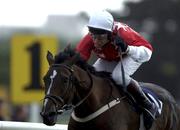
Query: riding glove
[[114, 36, 128, 53]]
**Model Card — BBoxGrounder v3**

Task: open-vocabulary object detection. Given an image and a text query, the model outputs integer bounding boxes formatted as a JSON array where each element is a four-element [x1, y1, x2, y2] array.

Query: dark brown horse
[[40, 47, 180, 130]]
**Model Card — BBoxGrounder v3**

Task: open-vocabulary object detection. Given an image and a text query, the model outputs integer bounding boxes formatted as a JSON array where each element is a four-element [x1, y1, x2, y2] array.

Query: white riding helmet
[[87, 10, 114, 32]]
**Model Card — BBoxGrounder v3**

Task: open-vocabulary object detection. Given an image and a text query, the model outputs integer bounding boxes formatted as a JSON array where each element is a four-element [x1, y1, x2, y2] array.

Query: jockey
[[76, 10, 158, 122]]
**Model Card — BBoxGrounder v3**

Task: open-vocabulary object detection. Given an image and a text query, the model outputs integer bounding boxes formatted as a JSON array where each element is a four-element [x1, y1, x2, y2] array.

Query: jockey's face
[[88, 27, 110, 48], [90, 33, 109, 48]]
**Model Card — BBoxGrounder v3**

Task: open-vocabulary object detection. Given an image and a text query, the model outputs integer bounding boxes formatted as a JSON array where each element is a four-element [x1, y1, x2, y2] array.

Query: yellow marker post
[[11, 35, 58, 104]]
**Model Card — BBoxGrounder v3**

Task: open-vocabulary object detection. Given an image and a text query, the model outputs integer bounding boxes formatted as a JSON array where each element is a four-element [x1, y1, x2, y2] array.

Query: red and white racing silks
[[76, 22, 153, 63]]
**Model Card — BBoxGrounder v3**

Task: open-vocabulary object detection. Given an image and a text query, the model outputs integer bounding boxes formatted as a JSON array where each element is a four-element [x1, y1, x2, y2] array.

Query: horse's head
[[40, 49, 75, 125], [40, 47, 93, 125]]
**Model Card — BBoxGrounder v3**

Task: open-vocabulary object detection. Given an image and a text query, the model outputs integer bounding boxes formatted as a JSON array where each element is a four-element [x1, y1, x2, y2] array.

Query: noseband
[[43, 64, 93, 114]]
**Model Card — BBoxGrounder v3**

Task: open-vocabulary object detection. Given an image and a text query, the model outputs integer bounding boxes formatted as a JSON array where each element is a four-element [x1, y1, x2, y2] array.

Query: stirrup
[[142, 103, 158, 130], [143, 110, 155, 130], [143, 103, 158, 120]]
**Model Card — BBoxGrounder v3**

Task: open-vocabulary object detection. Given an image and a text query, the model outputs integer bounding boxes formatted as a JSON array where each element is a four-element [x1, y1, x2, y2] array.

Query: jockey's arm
[[117, 25, 153, 63], [76, 34, 94, 61]]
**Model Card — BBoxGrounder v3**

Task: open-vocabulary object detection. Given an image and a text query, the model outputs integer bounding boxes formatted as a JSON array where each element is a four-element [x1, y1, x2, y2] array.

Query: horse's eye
[[63, 81, 67, 84], [62, 76, 68, 84], [64, 79, 68, 84]]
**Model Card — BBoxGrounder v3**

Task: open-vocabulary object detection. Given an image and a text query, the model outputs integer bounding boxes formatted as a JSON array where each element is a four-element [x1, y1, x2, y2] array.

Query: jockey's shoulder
[[113, 22, 131, 34]]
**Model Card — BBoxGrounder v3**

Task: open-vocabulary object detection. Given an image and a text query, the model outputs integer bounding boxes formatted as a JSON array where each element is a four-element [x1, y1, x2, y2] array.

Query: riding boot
[[126, 79, 158, 120]]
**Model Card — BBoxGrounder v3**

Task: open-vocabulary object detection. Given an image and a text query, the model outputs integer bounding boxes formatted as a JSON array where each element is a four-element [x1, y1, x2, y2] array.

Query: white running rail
[[0, 121, 67, 130]]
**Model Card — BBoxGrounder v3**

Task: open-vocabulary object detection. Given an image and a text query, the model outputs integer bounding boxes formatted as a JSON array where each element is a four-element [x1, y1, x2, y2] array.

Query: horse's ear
[[46, 51, 54, 66], [64, 43, 71, 52]]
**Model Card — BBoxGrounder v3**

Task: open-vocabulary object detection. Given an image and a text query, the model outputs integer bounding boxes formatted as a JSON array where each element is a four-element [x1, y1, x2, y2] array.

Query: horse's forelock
[[54, 52, 68, 64]]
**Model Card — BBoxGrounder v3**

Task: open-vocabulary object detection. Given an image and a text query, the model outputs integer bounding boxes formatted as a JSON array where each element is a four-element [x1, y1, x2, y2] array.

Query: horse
[[40, 47, 180, 130]]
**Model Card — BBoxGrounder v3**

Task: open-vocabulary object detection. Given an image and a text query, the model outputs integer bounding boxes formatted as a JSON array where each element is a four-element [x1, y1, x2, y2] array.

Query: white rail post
[[0, 121, 67, 130]]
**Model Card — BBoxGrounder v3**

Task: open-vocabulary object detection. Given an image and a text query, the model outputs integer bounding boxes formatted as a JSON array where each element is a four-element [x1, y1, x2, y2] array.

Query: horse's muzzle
[[40, 111, 57, 126]]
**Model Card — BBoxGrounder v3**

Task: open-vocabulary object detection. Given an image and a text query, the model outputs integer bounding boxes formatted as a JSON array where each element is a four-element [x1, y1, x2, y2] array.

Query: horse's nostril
[[40, 111, 56, 118], [40, 112, 45, 117], [48, 111, 57, 117]]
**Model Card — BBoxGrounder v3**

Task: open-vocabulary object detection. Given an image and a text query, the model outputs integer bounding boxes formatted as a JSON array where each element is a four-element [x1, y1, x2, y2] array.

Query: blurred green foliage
[[0, 39, 10, 86], [117, 0, 180, 99]]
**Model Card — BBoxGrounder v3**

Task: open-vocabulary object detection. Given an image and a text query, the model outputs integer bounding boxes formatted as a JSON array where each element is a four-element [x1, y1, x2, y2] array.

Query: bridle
[[42, 64, 93, 115]]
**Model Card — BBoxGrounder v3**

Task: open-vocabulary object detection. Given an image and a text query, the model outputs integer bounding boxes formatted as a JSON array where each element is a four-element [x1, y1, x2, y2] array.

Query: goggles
[[88, 27, 110, 34], [88, 27, 110, 40], [90, 33, 108, 40]]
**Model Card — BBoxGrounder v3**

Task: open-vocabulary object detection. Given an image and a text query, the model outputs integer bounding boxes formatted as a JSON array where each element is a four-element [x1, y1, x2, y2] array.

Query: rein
[[43, 95, 65, 114], [73, 70, 93, 108]]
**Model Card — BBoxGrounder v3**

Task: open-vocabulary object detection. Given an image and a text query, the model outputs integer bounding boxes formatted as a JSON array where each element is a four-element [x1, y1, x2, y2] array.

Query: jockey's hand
[[114, 36, 128, 53]]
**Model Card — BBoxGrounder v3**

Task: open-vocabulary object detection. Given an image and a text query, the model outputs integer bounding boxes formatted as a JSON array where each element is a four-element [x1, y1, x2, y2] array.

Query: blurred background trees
[[117, 0, 180, 99]]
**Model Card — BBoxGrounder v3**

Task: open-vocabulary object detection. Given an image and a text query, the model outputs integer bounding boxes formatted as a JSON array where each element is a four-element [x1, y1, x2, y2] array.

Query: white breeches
[[93, 46, 152, 87]]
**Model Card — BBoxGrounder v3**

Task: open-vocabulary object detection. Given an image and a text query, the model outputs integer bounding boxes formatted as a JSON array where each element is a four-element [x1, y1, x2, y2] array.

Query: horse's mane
[[54, 47, 112, 78]]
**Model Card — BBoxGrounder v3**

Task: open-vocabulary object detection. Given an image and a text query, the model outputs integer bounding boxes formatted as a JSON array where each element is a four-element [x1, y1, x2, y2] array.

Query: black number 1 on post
[[25, 41, 42, 90]]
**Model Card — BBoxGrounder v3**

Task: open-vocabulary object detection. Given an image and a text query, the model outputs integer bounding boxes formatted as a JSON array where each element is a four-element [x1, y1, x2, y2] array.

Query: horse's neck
[[72, 65, 94, 104], [73, 75, 104, 116], [74, 71, 125, 117]]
